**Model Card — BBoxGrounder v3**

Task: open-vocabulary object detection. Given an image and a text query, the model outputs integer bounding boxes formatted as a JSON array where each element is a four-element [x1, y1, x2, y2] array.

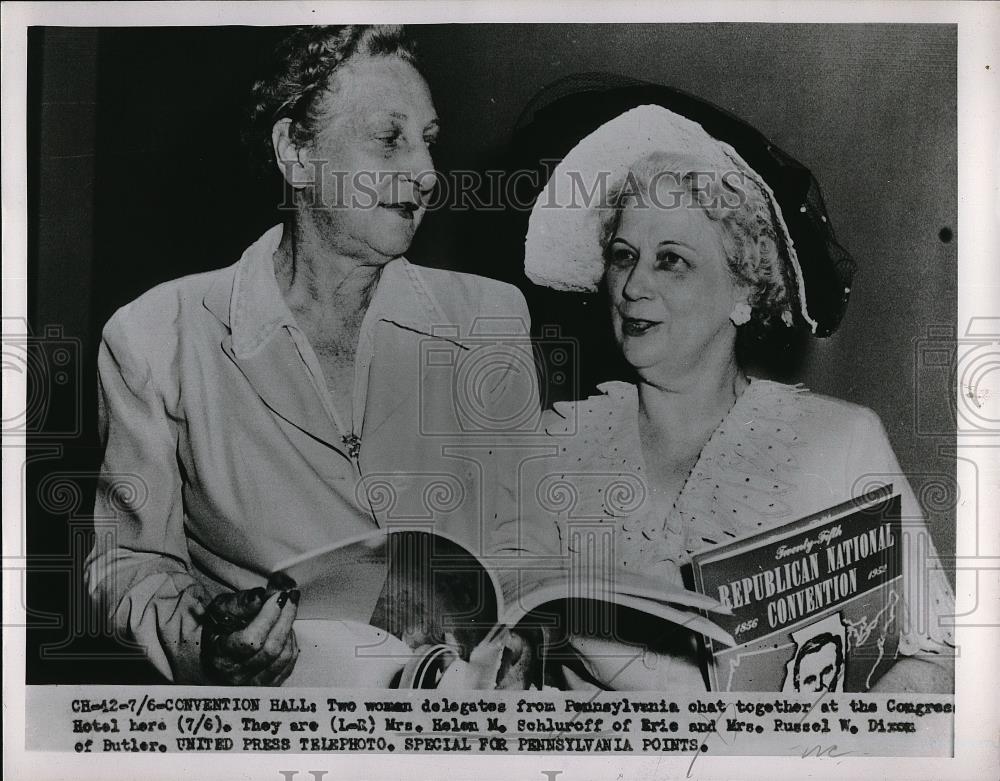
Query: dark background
[[26, 24, 957, 683]]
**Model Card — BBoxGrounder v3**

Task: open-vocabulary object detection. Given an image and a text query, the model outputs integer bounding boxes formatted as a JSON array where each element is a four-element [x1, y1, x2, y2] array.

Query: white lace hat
[[523, 104, 817, 332]]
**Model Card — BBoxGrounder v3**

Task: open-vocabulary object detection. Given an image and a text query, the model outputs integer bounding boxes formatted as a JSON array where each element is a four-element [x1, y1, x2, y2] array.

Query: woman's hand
[[561, 634, 707, 692], [201, 587, 300, 685], [495, 628, 544, 689]]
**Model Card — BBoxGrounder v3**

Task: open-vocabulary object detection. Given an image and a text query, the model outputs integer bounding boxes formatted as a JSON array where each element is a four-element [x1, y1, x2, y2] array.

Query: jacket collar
[[201, 225, 456, 457], [202, 223, 452, 354]]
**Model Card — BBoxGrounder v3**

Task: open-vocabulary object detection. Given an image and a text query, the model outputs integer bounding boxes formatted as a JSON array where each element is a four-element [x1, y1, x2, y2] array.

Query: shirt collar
[[208, 224, 451, 358], [228, 225, 291, 357]]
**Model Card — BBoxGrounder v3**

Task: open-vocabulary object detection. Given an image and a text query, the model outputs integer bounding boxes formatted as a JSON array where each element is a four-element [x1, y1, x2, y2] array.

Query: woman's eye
[[608, 245, 636, 267], [658, 251, 688, 270], [375, 130, 402, 148]]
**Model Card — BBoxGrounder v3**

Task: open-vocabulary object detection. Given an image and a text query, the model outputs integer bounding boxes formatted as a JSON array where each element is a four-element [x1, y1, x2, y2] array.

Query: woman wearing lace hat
[[516, 82, 954, 693]]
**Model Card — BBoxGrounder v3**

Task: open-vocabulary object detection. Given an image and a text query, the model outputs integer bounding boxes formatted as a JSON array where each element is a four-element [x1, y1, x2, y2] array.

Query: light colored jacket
[[86, 225, 538, 683]]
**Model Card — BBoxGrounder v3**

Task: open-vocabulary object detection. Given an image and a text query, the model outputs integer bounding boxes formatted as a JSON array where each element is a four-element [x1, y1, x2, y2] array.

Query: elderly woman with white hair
[[513, 79, 955, 693]]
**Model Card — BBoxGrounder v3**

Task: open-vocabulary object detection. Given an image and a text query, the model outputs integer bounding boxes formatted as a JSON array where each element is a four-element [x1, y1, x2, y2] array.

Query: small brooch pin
[[342, 433, 361, 460]]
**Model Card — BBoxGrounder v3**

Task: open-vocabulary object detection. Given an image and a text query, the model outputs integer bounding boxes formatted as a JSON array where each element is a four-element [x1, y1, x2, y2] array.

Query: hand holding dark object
[[496, 628, 544, 689], [201, 582, 300, 685]]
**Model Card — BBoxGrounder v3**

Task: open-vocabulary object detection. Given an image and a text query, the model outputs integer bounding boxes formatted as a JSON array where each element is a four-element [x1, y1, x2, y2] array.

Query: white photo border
[[3, 2, 998, 780]]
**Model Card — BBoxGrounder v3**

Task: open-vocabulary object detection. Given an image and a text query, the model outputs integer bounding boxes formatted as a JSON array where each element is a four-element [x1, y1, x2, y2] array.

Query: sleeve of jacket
[[85, 306, 210, 683], [845, 408, 955, 659]]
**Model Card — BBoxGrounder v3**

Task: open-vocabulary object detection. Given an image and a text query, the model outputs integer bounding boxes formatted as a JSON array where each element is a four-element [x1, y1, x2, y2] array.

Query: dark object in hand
[[204, 586, 269, 634], [201, 579, 301, 686]]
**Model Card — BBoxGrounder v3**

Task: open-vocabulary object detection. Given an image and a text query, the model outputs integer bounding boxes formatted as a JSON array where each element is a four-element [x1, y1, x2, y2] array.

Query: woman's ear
[[271, 118, 309, 189]]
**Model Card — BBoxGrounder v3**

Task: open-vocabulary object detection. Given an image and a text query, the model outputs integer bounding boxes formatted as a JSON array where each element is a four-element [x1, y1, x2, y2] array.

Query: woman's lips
[[378, 202, 418, 220], [621, 316, 660, 336]]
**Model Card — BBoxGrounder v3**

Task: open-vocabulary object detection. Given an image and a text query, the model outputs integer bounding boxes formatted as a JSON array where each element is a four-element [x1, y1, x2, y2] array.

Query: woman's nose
[[412, 168, 438, 199], [622, 257, 654, 301], [407, 142, 437, 198]]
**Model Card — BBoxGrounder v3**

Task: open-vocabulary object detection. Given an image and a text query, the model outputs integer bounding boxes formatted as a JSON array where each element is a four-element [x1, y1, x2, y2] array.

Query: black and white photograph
[[3, 2, 998, 779]]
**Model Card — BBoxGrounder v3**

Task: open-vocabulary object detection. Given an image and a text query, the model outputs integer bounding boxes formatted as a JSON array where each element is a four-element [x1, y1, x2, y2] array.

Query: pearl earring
[[730, 302, 752, 326]]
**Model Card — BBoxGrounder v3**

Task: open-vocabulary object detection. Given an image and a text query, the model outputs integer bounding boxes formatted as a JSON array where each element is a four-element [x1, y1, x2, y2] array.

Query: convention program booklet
[[683, 485, 903, 692], [270, 526, 735, 686]]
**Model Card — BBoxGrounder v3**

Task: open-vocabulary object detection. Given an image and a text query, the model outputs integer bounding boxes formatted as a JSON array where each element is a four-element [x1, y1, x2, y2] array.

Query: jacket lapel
[[220, 332, 346, 453], [201, 239, 456, 460], [203, 254, 348, 455], [354, 260, 461, 443], [361, 321, 434, 442]]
